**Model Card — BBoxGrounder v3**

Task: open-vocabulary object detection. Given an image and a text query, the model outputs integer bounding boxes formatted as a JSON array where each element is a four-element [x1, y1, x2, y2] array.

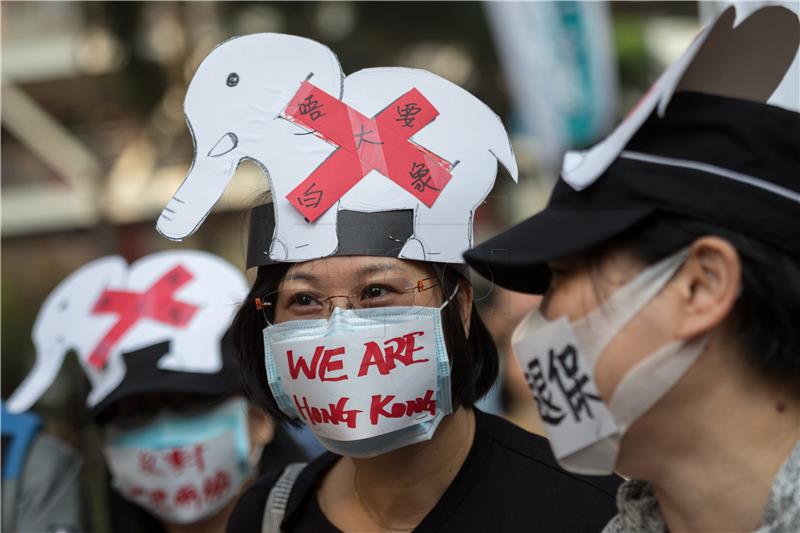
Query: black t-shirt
[[227, 409, 622, 532]]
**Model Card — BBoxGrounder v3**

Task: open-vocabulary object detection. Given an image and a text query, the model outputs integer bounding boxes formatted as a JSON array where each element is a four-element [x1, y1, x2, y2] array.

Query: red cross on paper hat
[[156, 34, 519, 265], [5, 250, 249, 413]]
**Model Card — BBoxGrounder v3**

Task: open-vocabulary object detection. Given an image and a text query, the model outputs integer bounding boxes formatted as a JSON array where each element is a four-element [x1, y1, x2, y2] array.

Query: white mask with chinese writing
[[512, 247, 708, 475], [262, 290, 457, 458], [103, 397, 255, 524]]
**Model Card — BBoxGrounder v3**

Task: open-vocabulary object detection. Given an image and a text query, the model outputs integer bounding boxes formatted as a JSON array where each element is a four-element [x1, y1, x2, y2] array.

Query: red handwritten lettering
[[163, 448, 189, 472], [385, 331, 427, 367], [369, 389, 436, 425], [358, 331, 428, 377], [359, 342, 388, 376], [203, 469, 231, 500], [287, 346, 324, 379], [319, 347, 346, 381], [194, 444, 205, 473], [293, 395, 361, 428], [287, 346, 349, 381], [138, 451, 163, 476], [149, 489, 169, 508], [174, 484, 201, 507]]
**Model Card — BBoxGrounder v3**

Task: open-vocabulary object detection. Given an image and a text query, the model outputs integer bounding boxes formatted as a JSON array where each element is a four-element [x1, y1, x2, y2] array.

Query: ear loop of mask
[[608, 335, 708, 433], [440, 282, 460, 310], [573, 247, 692, 371], [574, 246, 708, 432]]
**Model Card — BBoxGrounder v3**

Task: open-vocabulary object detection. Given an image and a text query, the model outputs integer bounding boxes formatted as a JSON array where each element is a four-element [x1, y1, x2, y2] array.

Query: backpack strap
[[261, 462, 307, 533]]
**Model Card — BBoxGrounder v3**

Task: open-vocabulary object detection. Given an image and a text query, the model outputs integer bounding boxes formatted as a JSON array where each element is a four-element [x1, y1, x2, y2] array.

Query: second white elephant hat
[[156, 33, 518, 267], [6, 250, 248, 418]]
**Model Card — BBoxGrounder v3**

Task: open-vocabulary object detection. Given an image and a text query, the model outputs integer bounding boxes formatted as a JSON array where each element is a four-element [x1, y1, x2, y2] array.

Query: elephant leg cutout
[[272, 199, 338, 261], [399, 237, 427, 261], [407, 207, 475, 264], [269, 238, 290, 262]]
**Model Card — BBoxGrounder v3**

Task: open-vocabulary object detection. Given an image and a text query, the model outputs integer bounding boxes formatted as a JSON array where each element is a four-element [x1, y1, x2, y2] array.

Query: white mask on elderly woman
[[512, 248, 708, 475]]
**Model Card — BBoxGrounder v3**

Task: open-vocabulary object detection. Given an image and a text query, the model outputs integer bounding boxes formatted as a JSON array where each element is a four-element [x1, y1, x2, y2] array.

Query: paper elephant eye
[[226, 72, 239, 87]]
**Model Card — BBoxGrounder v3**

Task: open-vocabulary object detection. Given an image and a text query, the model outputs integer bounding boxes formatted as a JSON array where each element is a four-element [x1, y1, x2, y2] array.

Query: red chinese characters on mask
[[138, 451, 163, 476], [149, 489, 169, 508], [174, 484, 202, 507], [203, 469, 232, 501], [137, 444, 206, 477], [127, 469, 234, 509], [162, 444, 205, 474]]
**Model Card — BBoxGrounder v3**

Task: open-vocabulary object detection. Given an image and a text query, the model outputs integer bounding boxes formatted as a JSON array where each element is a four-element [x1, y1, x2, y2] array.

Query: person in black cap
[[465, 5, 800, 533], [5, 250, 308, 533]]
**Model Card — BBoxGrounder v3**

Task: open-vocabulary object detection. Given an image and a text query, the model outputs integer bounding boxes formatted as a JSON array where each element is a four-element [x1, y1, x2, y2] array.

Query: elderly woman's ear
[[672, 237, 741, 341]]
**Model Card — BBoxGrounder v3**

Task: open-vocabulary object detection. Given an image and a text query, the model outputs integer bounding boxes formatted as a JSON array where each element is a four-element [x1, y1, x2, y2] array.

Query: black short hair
[[229, 262, 499, 425], [595, 214, 800, 393]]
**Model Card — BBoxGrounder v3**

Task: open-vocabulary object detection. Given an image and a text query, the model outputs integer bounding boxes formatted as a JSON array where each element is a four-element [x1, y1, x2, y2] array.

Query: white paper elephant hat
[[6, 250, 248, 417], [156, 33, 518, 267]]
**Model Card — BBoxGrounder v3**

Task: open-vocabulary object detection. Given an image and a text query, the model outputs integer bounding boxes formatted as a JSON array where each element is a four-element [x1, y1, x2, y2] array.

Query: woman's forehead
[[284, 256, 430, 282]]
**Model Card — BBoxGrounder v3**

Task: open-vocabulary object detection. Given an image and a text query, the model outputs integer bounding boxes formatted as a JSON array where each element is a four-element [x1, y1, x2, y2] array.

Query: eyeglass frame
[[254, 276, 441, 325]]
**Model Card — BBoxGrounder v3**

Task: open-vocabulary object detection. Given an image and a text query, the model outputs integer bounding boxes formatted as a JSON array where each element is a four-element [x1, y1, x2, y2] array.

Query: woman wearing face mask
[[465, 6, 800, 533], [147, 33, 633, 532], [226, 224, 621, 533], [96, 339, 308, 533], [5, 250, 308, 533]]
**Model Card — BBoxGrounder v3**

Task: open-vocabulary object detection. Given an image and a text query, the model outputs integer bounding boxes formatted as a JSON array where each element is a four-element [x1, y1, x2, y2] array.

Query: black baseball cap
[[91, 333, 242, 422], [464, 91, 800, 294]]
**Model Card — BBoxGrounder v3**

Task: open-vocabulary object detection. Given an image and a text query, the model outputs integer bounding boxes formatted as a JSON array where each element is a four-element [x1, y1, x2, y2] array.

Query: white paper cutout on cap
[[6, 250, 248, 413], [156, 33, 518, 264], [562, 5, 800, 191]]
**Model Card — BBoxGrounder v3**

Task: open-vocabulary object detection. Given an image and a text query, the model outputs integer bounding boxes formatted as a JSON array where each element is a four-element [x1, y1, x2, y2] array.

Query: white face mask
[[103, 397, 256, 524], [512, 248, 708, 475], [263, 290, 457, 458]]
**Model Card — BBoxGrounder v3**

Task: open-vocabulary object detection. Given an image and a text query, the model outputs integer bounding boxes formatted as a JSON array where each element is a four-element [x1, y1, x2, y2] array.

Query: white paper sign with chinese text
[[513, 316, 618, 458]]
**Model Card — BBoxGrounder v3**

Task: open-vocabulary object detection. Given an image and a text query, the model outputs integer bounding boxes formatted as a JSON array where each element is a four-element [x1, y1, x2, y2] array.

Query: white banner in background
[[485, 1, 618, 170]]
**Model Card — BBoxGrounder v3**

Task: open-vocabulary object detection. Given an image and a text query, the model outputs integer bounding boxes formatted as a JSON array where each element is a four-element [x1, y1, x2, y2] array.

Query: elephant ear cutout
[[675, 5, 800, 110], [561, 4, 800, 192]]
